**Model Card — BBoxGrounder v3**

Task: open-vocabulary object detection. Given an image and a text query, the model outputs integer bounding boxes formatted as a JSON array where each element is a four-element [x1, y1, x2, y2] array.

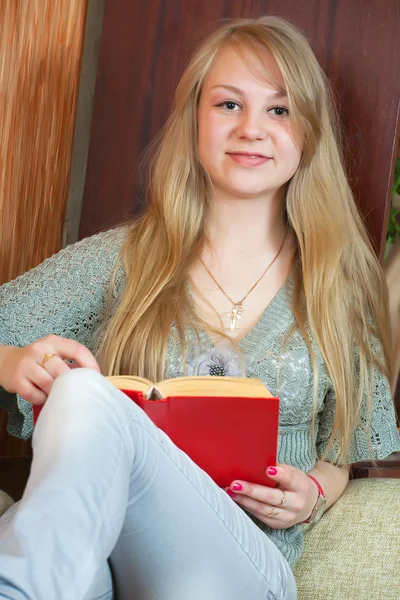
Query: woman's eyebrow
[[211, 84, 287, 100]]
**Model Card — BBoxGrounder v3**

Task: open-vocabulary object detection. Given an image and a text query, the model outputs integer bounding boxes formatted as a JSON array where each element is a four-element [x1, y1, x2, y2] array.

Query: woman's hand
[[0, 335, 100, 405], [226, 464, 319, 529]]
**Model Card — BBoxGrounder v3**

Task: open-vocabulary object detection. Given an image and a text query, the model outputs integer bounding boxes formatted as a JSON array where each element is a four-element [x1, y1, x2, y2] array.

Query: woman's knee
[[47, 368, 114, 409], [53, 367, 105, 392], [37, 368, 125, 430]]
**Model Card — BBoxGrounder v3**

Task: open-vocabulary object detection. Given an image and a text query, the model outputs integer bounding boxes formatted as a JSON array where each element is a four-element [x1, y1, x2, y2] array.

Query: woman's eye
[[217, 100, 240, 111], [269, 106, 289, 118]]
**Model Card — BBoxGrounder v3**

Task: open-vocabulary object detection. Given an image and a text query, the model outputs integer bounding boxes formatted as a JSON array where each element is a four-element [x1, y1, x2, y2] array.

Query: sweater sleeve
[[316, 346, 400, 463], [0, 227, 126, 440]]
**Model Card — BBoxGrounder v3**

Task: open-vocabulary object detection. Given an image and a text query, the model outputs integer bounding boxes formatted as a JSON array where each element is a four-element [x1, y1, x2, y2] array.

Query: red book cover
[[33, 376, 279, 488]]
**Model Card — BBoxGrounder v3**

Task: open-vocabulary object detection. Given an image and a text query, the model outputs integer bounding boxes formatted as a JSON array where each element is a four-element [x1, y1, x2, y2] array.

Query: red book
[[33, 375, 279, 489]]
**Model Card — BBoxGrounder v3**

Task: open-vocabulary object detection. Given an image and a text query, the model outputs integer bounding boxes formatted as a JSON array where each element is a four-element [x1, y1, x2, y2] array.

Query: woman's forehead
[[202, 42, 286, 94]]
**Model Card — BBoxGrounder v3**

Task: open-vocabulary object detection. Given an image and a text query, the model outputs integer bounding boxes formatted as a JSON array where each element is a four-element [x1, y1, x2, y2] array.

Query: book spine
[[126, 391, 167, 432]]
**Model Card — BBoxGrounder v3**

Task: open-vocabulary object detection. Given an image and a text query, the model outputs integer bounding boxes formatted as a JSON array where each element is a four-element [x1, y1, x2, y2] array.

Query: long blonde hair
[[97, 16, 393, 463]]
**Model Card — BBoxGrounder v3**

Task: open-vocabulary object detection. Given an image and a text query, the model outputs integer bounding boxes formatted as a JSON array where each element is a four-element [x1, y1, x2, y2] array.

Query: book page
[[107, 375, 271, 399], [157, 376, 271, 398], [106, 376, 153, 394]]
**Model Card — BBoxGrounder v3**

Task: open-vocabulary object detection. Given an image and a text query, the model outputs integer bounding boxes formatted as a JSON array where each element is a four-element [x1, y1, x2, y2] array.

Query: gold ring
[[40, 353, 56, 368], [266, 506, 279, 518], [279, 491, 287, 505]]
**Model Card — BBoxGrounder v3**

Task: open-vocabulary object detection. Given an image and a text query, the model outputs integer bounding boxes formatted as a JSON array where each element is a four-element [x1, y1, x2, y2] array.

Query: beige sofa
[[1, 478, 399, 599], [293, 477, 400, 599], [0, 490, 13, 517]]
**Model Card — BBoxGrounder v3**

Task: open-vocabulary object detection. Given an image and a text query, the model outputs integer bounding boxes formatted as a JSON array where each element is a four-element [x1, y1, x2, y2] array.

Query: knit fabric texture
[[0, 227, 399, 566]]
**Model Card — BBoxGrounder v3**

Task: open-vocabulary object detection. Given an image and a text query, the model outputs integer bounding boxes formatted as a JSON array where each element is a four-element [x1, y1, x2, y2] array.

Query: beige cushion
[[0, 489, 14, 517], [294, 478, 400, 600]]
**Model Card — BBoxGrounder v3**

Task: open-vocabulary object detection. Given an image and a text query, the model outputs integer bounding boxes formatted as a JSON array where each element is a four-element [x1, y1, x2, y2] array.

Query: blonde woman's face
[[197, 44, 303, 202]]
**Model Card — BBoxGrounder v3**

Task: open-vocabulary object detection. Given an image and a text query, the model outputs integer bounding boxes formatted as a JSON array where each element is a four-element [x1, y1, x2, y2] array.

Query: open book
[[33, 375, 279, 488], [107, 375, 280, 488]]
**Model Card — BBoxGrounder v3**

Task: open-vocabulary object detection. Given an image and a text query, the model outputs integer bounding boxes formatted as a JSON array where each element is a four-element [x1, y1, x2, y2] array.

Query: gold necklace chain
[[200, 233, 287, 330]]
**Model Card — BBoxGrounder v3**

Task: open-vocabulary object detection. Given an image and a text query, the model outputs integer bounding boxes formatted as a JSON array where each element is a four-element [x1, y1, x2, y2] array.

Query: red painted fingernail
[[267, 467, 278, 476], [226, 489, 236, 498], [231, 483, 243, 491]]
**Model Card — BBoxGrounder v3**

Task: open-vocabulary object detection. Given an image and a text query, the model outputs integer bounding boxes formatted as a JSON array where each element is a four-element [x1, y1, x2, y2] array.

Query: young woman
[[0, 16, 399, 600]]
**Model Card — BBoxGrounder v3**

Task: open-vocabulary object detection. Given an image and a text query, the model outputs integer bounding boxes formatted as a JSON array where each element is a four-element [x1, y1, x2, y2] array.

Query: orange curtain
[[0, 0, 88, 456], [0, 0, 88, 284]]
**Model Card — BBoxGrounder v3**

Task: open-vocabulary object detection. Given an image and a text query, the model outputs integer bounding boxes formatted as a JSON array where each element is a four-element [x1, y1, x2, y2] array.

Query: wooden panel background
[[80, 0, 400, 262], [0, 0, 88, 457]]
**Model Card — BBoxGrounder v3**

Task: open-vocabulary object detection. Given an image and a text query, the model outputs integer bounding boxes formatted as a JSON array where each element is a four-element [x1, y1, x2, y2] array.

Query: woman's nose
[[236, 112, 267, 141]]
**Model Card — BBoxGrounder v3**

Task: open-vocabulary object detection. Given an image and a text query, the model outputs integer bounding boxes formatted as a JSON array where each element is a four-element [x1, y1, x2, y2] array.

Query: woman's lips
[[227, 152, 272, 167]]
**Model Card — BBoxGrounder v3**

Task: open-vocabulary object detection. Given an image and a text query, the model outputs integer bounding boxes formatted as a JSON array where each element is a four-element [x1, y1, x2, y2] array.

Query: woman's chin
[[215, 185, 279, 201]]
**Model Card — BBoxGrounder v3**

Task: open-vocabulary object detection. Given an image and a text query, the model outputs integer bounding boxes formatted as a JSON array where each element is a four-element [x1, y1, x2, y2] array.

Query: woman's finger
[[40, 355, 71, 380], [263, 464, 306, 493], [228, 493, 295, 530], [227, 480, 287, 507], [227, 491, 282, 519], [18, 378, 48, 405], [33, 356, 71, 396], [44, 335, 100, 371]]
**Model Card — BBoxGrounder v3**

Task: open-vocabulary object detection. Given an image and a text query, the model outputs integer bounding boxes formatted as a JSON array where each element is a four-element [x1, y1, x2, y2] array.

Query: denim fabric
[[0, 369, 296, 600]]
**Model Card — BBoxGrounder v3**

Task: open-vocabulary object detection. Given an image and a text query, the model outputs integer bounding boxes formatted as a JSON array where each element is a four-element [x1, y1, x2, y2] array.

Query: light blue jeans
[[0, 369, 296, 600]]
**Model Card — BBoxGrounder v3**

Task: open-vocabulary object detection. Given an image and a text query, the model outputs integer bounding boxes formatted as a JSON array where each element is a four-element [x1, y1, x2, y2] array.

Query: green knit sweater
[[1, 227, 399, 566]]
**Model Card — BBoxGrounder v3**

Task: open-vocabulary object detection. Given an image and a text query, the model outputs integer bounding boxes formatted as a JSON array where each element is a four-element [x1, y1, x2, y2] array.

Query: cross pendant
[[228, 303, 244, 330]]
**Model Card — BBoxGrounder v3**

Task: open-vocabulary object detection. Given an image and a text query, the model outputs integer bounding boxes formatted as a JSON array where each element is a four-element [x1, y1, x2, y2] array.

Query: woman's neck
[[191, 193, 294, 342], [204, 193, 287, 258]]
